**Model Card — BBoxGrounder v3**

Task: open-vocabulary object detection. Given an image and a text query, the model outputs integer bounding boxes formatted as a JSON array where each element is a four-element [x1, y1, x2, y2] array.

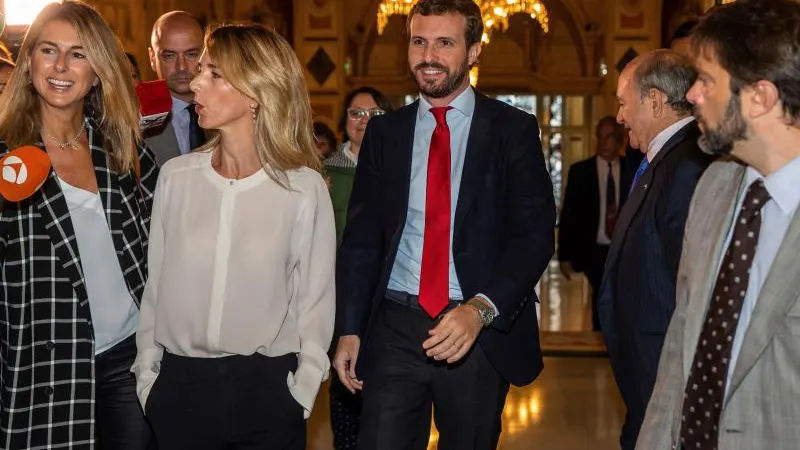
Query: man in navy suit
[[332, 0, 555, 448], [598, 49, 715, 450]]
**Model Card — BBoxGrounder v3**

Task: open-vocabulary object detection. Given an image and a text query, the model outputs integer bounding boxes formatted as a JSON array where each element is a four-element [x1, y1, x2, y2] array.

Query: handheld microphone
[[0, 146, 51, 203], [136, 79, 173, 132]]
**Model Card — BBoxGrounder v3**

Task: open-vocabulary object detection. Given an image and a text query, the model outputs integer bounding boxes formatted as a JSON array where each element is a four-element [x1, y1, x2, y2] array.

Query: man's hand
[[333, 335, 364, 394], [559, 261, 574, 281], [422, 300, 484, 364]]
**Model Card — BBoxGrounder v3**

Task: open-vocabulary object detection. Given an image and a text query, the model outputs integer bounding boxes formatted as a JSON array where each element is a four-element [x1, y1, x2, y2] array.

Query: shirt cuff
[[474, 293, 500, 317]]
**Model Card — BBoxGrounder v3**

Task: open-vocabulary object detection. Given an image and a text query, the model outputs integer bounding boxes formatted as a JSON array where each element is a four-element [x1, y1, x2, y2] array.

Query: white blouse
[[133, 151, 336, 418]]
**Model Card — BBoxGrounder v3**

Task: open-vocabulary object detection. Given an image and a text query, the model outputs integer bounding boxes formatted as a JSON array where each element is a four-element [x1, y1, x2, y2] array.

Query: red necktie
[[418, 106, 452, 318]]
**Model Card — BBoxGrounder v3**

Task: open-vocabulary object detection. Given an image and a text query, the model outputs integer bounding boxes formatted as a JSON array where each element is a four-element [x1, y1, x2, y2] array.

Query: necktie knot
[[740, 180, 771, 220], [430, 106, 452, 127]]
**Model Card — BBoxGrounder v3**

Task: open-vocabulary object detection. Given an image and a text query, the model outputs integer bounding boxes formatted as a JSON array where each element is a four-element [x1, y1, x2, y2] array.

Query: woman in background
[[134, 23, 335, 450], [325, 86, 393, 450], [313, 121, 337, 158], [0, 1, 158, 448]]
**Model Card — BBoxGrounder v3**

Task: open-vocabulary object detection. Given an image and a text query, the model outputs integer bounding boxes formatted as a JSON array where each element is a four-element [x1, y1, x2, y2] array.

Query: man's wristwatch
[[465, 298, 496, 327]]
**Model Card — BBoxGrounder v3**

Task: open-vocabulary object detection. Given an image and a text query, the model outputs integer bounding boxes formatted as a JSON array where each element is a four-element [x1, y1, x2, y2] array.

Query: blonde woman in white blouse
[[133, 23, 335, 450]]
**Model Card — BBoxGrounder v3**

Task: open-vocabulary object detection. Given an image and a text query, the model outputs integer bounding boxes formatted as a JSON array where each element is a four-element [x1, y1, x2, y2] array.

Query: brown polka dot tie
[[680, 179, 771, 450]]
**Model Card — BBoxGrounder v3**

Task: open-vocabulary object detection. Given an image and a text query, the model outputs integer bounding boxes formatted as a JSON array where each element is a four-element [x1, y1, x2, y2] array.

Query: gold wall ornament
[[376, 0, 550, 44]]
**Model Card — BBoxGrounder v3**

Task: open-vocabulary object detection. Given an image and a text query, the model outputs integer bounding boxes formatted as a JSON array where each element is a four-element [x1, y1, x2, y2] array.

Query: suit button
[[44, 341, 54, 351], [44, 386, 54, 396]]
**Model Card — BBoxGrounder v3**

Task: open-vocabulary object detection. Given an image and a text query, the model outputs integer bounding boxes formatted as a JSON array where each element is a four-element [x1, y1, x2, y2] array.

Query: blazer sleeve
[[335, 119, 385, 337], [484, 114, 557, 331]]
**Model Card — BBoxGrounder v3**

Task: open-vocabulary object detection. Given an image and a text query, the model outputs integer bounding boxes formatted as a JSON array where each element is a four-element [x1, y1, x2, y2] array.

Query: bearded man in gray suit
[[637, 1, 800, 449]]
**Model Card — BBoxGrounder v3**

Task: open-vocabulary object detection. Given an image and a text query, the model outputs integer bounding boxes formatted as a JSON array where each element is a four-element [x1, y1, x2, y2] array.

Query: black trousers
[[358, 300, 510, 450], [330, 372, 361, 450], [95, 333, 156, 450], [146, 352, 305, 450], [585, 244, 610, 331]]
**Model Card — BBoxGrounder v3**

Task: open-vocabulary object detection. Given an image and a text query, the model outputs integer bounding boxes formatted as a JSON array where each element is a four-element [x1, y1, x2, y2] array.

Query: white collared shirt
[[646, 116, 695, 162]]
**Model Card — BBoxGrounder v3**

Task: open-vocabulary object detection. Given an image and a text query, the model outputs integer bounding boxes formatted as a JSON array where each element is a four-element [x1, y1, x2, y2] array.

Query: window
[[402, 93, 590, 221]]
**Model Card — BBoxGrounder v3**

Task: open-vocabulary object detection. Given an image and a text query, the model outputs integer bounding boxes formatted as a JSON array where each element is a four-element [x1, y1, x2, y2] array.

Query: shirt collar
[[416, 86, 475, 122], [646, 116, 695, 162], [171, 96, 190, 114], [745, 155, 800, 217]]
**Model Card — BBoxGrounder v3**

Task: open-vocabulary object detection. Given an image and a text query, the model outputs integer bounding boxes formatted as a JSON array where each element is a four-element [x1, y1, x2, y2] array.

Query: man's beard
[[412, 58, 469, 99], [697, 93, 747, 156]]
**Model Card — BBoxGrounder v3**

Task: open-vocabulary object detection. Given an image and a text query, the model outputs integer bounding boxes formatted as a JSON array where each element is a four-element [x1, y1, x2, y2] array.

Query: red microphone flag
[[136, 80, 172, 131], [0, 146, 51, 202]]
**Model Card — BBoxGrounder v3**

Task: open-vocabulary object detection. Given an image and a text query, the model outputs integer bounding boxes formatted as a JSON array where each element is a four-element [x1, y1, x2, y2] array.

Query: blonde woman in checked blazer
[[0, 1, 158, 449]]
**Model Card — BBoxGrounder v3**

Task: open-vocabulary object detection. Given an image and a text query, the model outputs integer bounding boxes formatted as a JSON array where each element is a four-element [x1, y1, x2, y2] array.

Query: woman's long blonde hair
[[0, 0, 141, 173], [197, 23, 321, 188]]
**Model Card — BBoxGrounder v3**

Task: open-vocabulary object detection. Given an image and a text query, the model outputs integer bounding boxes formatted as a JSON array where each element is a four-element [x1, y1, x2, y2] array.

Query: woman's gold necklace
[[44, 125, 84, 150]]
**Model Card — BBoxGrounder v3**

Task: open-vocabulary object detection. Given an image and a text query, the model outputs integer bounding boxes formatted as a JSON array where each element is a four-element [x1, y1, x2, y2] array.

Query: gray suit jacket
[[637, 159, 800, 450], [143, 118, 181, 166]]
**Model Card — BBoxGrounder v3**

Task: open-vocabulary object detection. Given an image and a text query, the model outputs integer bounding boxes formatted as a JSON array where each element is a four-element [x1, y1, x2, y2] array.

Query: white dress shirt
[[722, 156, 800, 398], [646, 116, 695, 162], [388, 88, 474, 300], [133, 151, 336, 418], [596, 157, 621, 245]]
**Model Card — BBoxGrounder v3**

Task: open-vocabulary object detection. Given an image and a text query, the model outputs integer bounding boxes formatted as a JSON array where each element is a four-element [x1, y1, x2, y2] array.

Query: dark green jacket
[[324, 145, 357, 247]]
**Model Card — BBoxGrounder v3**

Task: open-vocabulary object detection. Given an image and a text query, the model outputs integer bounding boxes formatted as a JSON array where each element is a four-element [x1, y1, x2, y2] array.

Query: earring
[[250, 103, 259, 121]]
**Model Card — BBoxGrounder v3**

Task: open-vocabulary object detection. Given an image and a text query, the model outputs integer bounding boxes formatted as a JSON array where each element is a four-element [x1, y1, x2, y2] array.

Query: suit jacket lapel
[[726, 206, 800, 403], [454, 93, 492, 237], [36, 160, 90, 310], [682, 163, 745, 375], [607, 122, 699, 267], [392, 102, 419, 237]]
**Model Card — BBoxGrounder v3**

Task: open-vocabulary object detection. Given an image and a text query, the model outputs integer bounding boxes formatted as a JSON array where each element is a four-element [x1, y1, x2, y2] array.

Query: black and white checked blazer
[[0, 118, 159, 449]]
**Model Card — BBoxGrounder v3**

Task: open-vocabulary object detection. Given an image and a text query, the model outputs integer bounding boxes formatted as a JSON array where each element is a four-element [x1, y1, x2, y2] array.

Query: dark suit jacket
[[597, 120, 715, 448], [336, 91, 556, 387], [143, 117, 181, 166], [558, 155, 627, 272]]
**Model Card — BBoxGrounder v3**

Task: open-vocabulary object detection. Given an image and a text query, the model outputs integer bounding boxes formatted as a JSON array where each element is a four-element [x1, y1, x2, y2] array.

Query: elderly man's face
[[615, 68, 652, 151]]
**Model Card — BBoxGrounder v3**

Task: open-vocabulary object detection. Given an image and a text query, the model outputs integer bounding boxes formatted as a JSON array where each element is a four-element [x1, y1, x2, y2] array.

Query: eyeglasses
[[347, 108, 385, 120]]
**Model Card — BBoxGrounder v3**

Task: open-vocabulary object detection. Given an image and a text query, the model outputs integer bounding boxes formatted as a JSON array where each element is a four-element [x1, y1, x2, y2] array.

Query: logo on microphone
[[0, 146, 52, 202], [2, 156, 29, 185]]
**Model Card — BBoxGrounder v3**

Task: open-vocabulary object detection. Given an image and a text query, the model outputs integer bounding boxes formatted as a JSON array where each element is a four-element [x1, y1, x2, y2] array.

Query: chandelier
[[376, 0, 550, 44]]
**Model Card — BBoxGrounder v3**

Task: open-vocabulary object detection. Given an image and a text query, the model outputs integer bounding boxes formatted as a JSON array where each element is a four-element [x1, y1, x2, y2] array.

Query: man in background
[[559, 116, 627, 331], [145, 11, 206, 165], [598, 49, 715, 450], [669, 19, 698, 57]]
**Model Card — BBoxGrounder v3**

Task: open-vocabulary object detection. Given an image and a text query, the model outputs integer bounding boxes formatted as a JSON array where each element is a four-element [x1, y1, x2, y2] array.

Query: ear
[[148, 47, 157, 72], [744, 80, 779, 120], [92, 76, 99, 87], [648, 88, 665, 118], [467, 42, 482, 66]]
